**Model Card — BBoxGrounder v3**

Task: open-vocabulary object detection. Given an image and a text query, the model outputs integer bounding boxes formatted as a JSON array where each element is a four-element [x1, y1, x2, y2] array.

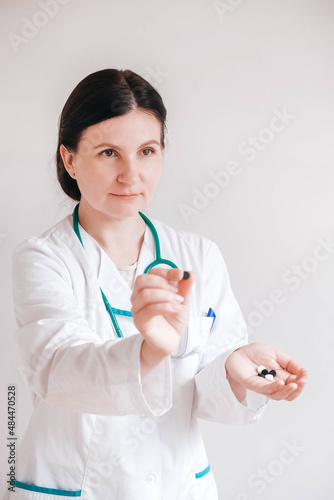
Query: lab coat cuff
[[223, 347, 270, 424], [135, 336, 173, 418], [193, 343, 269, 424], [242, 390, 270, 423]]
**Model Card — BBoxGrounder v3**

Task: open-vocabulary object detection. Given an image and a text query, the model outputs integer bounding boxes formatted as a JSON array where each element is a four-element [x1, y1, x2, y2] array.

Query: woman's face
[[61, 108, 164, 220]]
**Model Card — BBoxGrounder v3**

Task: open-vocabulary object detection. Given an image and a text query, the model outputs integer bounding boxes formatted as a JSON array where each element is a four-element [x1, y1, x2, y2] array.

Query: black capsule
[[269, 370, 277, 377], [183, 271, 190, 280], [258, 373, 266, 378], [261, 369, 269, 376]]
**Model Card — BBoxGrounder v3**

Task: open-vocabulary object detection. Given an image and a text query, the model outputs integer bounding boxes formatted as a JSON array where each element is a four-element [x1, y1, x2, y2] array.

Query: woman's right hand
[[131, 268, 195, 362]]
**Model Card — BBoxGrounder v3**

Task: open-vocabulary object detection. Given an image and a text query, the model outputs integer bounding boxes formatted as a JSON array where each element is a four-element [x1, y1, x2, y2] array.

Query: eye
[[100, 149, 116, 157], [142, 148, 155, 156]]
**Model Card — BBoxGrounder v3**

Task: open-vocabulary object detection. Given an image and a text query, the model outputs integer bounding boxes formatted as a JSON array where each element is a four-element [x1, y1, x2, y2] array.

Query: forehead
[[80, 109, 161, 147]]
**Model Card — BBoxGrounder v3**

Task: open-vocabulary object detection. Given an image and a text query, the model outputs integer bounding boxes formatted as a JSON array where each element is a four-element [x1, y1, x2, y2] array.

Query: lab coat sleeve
[[192, 241, 269, 424], [11, 237, 172, 418]]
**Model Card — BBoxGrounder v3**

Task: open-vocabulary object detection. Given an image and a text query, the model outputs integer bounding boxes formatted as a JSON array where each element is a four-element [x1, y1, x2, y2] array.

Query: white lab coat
[[5, 212, 269, 500]]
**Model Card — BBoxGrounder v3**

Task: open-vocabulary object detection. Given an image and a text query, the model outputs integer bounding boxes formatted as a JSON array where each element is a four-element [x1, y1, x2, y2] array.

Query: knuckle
[[136, 275, 146, 286], [141, 288, 153, 301]]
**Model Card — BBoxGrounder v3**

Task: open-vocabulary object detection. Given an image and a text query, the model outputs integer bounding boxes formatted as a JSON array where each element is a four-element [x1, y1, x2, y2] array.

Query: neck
[[77, 201, 146, 265]]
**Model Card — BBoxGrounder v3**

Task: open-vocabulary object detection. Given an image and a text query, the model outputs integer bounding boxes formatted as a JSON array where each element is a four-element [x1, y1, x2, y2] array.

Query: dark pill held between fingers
[[183, 271, 190, 280]]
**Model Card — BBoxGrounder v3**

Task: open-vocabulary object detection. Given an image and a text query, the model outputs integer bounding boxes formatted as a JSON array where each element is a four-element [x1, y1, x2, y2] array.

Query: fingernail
[[183, 271, 190, 280], [173, 295, 184, 303]]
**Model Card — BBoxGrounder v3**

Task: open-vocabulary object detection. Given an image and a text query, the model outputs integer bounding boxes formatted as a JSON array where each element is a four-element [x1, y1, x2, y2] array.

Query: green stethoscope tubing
[[72, 203, 178, 338]]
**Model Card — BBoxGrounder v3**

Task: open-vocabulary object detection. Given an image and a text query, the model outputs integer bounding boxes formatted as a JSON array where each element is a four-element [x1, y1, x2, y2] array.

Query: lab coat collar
[[56, 212, 157, 312], [86, 217, 155, 289]]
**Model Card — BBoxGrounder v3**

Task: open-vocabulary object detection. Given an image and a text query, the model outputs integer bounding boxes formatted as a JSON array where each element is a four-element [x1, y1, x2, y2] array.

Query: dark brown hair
[[56, 68, 167, 200]]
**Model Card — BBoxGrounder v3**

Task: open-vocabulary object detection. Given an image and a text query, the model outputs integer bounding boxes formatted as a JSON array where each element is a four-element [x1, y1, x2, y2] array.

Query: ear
[[60, 144, 76, 179]]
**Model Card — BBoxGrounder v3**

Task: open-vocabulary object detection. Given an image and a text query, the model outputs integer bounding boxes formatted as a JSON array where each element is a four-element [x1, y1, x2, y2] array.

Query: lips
[[111, 193, 140, 198]]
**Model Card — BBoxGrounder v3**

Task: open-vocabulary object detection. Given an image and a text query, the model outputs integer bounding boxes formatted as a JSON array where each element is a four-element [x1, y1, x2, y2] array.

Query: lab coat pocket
[[172, 316, 214, 358], [8, 483, 82, 499], [172, 316, 214, 387], [192, 466, 218, 500]]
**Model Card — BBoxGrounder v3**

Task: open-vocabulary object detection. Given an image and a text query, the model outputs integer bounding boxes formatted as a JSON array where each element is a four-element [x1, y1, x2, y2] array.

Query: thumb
[[171, 269, 195, 302]]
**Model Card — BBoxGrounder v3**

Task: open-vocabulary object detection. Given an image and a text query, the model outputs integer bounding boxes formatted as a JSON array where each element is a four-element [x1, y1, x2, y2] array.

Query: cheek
[[79, 164, 111, 190], [147, 164, 162, 187], [146, 174, 160, 194]]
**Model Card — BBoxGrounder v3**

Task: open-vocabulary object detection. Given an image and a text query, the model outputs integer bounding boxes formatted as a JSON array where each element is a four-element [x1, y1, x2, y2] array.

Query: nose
[[116, 158, 140, 185]]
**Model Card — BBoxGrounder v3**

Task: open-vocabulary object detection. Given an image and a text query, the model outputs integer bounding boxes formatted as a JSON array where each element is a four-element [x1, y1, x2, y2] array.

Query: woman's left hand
[[225, 342, 308, 401]]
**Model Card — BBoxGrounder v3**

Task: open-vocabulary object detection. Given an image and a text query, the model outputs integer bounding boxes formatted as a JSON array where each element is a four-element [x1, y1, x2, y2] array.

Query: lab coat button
[[146, 473, 156, 484]]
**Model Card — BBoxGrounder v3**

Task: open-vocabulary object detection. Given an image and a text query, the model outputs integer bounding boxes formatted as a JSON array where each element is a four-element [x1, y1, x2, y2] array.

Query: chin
[[113, 204, 145, 218]]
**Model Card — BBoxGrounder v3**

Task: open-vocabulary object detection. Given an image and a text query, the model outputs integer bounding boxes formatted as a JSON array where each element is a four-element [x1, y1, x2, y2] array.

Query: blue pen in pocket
[[206, 307, 216, 332]]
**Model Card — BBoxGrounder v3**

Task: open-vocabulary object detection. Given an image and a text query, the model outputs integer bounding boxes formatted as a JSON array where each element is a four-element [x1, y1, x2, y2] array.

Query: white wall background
[[1, 0, 333, 498]]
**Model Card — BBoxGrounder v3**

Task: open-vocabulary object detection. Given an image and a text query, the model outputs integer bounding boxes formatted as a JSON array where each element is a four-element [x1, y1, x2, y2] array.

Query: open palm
[[225, 342, 308, 401]]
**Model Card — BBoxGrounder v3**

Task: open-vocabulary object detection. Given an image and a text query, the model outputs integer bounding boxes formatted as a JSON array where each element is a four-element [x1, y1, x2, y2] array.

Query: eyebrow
[[93, 140, 161, 149]]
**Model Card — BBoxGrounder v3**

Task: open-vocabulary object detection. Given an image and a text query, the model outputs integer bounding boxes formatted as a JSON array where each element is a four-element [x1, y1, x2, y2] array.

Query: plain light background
[[1, 0, 333, 498]]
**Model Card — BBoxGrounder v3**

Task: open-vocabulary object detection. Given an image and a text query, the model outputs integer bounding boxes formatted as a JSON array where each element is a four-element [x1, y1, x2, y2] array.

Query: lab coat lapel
[[79, 224, 133, 312], [78, 218, 156, 339], [97, 219, 156, 298]]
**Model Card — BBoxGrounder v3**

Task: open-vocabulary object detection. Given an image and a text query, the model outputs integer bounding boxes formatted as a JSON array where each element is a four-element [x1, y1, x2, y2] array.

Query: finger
[[268, 382, 300, 401], [295, 368, 309, 380], [284, 381, 307, 401], [247, 376, 285, 397], [248, 375, 301, 400], [284, 373, 308, 401], [148, 268, 195, 302], [248, 367, 308, 400], [147, 267, 184, 282], [274, 349, 306, 377], [132, 302, 184, 336], [133, 273, 179, 295], [175, 271, 195, 302], [135, 301, 183, 320], [131, 288, 184, 315], [285, 368, 308, 385]]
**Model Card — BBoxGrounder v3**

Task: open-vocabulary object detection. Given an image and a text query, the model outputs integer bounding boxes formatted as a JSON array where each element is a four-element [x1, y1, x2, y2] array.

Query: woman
[[8, 69, 308, 500]]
